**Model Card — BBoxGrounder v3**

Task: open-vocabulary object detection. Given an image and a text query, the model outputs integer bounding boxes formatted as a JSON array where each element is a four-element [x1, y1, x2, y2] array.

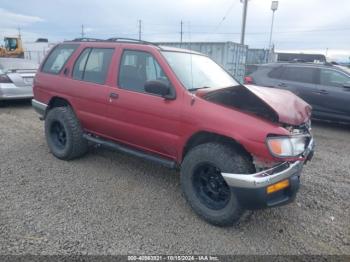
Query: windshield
[[161, 51, 239, 90], [4, 38, 18, 51]]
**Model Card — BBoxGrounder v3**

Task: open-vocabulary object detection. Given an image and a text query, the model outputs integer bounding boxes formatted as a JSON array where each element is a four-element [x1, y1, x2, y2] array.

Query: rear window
[[72, 48, 114, 84], [245, 65, 258, 75], [42, 44, 78, 74]]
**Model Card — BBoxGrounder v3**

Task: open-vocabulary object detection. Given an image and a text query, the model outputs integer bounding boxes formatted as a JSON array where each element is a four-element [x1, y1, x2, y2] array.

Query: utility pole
[[81, 24, 85, 38], [180, 20, 183, 44], [240, 0, 248, 45], [268, 1, 279, 50], [138, 20, 142, 40]]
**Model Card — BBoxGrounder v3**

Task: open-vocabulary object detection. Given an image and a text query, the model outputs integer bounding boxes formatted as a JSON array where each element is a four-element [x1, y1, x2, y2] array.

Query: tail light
[[0, 74, 12, 83], [244, 76, 254, 84]]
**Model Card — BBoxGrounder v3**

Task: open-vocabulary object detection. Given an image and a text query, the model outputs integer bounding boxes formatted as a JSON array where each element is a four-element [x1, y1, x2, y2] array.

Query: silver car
[[0, 58, 38, 102]]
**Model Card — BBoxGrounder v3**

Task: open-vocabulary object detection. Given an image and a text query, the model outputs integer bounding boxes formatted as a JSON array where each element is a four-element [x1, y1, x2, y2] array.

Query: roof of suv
[[63, 38, 203, 55], [253, 62, 350, 72]]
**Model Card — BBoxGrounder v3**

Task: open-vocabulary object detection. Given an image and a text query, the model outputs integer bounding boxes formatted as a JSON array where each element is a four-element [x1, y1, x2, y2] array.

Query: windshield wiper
[[188, 86, 211, 91]]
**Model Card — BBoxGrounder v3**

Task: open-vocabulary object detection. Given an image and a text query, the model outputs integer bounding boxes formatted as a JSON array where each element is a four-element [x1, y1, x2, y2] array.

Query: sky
[[0, 0, 349, 61]]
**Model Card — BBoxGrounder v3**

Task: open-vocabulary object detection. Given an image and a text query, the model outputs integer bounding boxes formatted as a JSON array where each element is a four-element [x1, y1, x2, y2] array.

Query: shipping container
[[157, 42, 248, 83], [23, 42, 56, 64]]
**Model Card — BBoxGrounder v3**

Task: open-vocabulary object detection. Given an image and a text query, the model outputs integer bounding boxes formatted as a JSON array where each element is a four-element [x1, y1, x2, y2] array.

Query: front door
[[314, 68, 350, 120], [105, 49, 183, 160]]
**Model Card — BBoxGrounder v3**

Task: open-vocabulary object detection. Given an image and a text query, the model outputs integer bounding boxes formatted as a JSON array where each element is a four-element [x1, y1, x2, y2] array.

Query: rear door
[[273, 65, 319, 109], [63, 47, 115, 135], [313, 68, 350, 119]]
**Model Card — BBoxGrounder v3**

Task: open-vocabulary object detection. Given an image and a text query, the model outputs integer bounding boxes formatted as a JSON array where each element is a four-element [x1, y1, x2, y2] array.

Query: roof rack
[[279, 61, 339, 69], [69, 37, 159, 47], [106, 37, 158, 46], [286, 60, 335, 66], [71, 38, 105, 42]]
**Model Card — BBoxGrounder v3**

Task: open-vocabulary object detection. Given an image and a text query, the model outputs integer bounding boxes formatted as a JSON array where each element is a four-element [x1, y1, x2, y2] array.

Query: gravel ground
[[0, 100, 349, 255]]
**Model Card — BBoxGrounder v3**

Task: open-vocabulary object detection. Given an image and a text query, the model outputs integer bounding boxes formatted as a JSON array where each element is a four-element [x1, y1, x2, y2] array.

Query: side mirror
[[144, 80, 175, 99]]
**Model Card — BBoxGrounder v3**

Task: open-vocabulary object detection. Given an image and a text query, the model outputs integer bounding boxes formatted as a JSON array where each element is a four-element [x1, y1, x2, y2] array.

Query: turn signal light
[[266, 179, 290, 194]]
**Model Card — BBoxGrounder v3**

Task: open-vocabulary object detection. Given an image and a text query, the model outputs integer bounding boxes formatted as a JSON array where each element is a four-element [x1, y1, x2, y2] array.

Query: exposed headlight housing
[[266, 135, 308, 157]]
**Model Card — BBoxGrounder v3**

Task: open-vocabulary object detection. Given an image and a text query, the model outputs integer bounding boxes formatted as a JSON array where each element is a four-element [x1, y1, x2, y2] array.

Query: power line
[[212, 0, 237, 33], [178, 27, 350, 35]]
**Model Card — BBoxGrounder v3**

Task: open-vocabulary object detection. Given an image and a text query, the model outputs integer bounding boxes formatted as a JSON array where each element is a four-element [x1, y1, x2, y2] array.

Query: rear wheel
[[45, 107, 88, 160], [181, 142, 254, 226]]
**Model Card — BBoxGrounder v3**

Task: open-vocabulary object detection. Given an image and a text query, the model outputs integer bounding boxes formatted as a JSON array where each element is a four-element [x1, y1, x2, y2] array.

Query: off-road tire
[[45, 106, 88, 160], [181, 142, 255, 227]]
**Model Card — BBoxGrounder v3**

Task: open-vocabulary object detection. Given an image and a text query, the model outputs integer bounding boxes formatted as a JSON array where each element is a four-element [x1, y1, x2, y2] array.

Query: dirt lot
[[0, 101, 349, 255]]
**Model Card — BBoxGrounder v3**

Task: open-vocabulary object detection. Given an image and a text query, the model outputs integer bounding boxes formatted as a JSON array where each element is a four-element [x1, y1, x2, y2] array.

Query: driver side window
[[118, 50, 170, 93], [320, 69, 349, 87]]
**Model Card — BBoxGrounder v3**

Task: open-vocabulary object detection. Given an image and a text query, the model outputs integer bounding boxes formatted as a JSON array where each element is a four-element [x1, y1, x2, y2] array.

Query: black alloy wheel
[[192, 163, 231, 210], [50, 120, 67, 150]]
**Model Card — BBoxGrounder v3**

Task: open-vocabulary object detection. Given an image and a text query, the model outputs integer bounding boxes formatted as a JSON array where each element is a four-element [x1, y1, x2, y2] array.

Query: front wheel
[[181, 142, 254, 226]]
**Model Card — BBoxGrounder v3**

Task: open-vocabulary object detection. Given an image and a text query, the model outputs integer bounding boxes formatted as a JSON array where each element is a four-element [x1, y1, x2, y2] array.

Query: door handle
[[277, 82, 287, 87], [109, 93, 119, 99], [313, 89, 328, 95]]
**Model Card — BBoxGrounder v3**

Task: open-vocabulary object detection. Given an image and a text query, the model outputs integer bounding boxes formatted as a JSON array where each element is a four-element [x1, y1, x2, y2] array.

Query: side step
[[83, 134, 177, 169]]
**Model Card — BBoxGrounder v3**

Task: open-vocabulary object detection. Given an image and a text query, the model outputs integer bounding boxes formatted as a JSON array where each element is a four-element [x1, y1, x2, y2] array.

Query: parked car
[[0, 58, 38, 104], [32, 38, 314, 226], [245, 62, 350, 124]]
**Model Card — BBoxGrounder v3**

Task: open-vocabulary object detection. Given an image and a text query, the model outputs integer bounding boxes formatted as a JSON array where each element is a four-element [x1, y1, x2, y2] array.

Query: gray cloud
[[0, 0, 349, 61]]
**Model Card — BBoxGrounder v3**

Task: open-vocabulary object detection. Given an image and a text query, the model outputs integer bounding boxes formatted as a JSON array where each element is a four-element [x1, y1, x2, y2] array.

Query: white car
[[0, 58, 38, 104]]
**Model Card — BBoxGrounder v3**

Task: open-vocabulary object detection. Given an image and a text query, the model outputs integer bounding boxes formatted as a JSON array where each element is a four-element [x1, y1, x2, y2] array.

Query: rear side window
[[73, 48, 91, 80], [280, 66, 315, 84], [72, 48, 114, 84], [268, 66, 284, 78], [42, 44, 78, 74]]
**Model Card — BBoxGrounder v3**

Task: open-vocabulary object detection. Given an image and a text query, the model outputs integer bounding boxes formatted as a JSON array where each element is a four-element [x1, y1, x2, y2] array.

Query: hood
[[198, 85, 312, 126]]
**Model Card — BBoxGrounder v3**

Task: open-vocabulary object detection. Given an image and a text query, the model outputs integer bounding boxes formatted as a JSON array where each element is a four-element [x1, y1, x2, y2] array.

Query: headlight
[[267, 136, 308, 157]]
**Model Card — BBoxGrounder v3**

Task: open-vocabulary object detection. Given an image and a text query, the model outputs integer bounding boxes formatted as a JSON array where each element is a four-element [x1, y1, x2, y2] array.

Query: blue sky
[[0, 0, 349, 61]]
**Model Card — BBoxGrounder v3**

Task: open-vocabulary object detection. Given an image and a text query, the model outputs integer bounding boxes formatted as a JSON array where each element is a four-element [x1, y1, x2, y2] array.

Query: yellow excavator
[[0, 36, 24, 58]]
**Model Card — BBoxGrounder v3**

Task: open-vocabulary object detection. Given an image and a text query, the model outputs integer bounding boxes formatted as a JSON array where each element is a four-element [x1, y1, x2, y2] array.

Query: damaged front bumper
[[222, 138, 315, 209]]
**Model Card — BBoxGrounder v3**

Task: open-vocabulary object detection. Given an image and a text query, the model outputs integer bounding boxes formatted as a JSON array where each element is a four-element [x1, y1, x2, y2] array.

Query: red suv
[[32, 38, 314, 226]]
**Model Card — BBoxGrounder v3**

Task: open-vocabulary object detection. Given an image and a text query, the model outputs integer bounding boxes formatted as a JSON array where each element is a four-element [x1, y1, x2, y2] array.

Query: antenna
[[138, 20, 142, 40], [180, 20, 183, 44], [81, 24, 85, 38], [18, 27, 21, 38]]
